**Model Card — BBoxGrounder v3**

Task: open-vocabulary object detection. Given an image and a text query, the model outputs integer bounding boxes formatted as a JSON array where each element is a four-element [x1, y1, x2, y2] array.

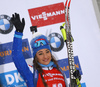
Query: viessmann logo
[[28, 2, 65, 27], [31, 10, 64, 21]]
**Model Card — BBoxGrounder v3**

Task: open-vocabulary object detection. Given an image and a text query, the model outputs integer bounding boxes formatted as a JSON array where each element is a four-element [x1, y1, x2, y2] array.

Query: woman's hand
[[11, 13, 25, 33]]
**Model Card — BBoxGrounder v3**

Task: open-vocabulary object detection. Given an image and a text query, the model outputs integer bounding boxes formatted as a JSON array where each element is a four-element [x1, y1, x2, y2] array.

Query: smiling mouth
[[43, 58, 49, 62]]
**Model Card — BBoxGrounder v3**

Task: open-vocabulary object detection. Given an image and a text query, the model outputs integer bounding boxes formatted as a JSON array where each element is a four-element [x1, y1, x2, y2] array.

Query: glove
[[11, 13, 25, 33], [73, 70, 81, 81]]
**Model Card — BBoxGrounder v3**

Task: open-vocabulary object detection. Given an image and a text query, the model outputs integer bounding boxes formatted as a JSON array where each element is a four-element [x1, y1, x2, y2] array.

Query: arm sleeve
[[12, 31, 34, 87]]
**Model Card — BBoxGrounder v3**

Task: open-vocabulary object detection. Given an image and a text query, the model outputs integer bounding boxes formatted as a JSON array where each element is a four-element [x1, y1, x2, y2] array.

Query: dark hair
[[33, 55, 60, 87]]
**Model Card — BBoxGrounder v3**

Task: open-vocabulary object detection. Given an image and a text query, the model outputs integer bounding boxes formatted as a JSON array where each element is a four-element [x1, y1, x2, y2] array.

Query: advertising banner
[[28, 2, 65, 27], [0, 39, 32, 65]]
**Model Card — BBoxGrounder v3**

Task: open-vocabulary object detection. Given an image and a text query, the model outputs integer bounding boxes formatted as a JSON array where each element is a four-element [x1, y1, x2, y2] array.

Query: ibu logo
[[0, 70, 27, 87]]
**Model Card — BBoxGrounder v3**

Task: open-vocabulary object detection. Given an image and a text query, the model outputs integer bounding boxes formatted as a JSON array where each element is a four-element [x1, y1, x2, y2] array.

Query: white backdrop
[[0, 0, 100, 87]]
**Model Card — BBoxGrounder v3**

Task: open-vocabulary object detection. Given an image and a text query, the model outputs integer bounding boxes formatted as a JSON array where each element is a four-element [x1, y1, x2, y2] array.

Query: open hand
[[11, 13, 25, 33]]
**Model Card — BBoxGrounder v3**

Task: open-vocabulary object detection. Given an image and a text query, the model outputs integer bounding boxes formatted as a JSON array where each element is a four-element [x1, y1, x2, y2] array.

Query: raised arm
[[11, 13, 34, 87]]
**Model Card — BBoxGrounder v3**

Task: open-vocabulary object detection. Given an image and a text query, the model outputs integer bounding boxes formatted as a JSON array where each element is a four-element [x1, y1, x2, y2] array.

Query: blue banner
[[58, 56, 83, 78], [0, 70, 27, 87], [0, 39, 32, 65]]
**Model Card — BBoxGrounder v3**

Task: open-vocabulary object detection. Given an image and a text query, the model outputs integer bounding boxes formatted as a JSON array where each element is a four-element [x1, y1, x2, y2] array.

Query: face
[[36, 49, 51, 65]]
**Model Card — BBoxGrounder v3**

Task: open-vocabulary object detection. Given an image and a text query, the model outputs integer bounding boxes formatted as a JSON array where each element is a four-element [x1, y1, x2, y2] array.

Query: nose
[[43, 53, 48, 59]]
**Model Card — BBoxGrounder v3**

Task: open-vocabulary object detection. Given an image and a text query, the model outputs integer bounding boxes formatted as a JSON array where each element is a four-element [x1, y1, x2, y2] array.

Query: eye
[[46, 50, 50, 53], [37, 51, 43, 55], [38, 53, 43, 55]]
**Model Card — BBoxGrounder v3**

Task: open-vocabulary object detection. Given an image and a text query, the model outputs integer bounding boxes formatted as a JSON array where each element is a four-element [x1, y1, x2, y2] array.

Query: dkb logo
[[0, 70, 27, 87]]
